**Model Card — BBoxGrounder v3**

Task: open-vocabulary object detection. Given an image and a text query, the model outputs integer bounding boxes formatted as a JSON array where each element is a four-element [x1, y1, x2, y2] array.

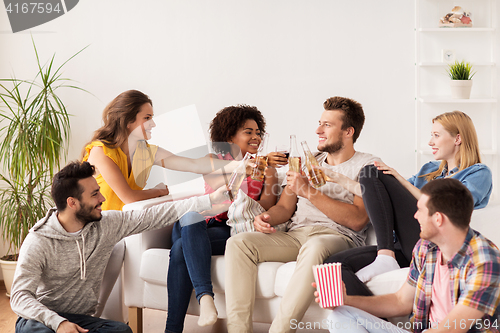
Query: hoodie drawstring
[[75, 234, 87, 280]]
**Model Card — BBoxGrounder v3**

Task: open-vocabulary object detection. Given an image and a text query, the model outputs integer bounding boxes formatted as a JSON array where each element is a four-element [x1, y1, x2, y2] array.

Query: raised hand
[[267, 152, 288, 168], [286, 170, 312, 198], [209, 184, 231, 205]]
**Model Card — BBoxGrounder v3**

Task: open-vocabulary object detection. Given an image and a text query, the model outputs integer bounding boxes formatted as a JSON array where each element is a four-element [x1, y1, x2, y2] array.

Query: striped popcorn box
[[312, 263, 343, 308]]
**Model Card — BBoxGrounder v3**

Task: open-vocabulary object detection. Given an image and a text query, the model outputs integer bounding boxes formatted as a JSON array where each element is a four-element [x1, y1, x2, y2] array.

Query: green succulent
[[447, 60, 476, 80]]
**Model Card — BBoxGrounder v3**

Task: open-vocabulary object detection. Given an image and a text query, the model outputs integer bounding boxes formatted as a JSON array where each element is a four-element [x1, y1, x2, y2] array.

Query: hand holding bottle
[[315, 166, 362, 197], [226, 152, 252, 201], [209, 184, 232, 205], [286, 169, 312, 198], [301, 141, 326, 188]]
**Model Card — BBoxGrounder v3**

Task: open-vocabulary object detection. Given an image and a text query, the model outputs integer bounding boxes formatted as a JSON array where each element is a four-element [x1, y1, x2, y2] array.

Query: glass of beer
[[301, 141, 326, 188], [251, 133, 269, 182]]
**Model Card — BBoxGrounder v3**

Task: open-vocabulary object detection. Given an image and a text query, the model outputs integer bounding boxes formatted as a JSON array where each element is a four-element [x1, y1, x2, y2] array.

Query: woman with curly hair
[[165, 105, 282, 333]]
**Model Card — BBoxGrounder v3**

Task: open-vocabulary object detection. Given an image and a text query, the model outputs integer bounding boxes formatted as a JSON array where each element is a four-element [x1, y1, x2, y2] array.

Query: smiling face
[[75, 177, 106, 224], [414, 194, 439, 241], [229, 119, 262, 156], [428, 121, 460, 163], [127, 103, 156, 141], [316, 110, 347, 154]]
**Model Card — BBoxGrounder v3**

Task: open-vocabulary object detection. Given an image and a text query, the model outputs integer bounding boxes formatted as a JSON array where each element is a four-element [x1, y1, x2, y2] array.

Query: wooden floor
[[0, 281, 270, 333], [0, 282, 16, 333], [0, 281, 322, 332]]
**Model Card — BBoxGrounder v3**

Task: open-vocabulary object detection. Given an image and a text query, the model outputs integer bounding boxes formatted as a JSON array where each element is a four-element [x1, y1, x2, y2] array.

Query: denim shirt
[[407, 161, 492, 209]]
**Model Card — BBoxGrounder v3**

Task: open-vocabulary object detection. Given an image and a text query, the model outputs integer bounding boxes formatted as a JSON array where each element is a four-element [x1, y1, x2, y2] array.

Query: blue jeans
[[165, 212, 230, 333], [15, 313, 132, 333], [326, 306, 408, 333]]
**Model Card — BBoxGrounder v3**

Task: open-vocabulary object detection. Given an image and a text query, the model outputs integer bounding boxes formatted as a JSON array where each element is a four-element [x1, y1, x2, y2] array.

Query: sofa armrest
[[122, 189, 204, 308], [123, 225, 174, 308]]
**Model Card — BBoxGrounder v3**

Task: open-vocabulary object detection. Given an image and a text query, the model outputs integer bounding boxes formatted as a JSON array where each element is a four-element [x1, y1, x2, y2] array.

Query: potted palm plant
[[0, 38, 87, 296], [447, 60, 476, 99]]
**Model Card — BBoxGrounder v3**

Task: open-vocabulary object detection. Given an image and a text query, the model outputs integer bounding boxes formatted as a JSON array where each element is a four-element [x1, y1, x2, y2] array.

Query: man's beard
[[76, 202, 102, 225], [319, 133, 344, 154]]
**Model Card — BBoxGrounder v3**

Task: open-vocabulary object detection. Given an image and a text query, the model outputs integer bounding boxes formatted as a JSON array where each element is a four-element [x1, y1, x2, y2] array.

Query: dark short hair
[[420, 178, 473, 230], [323, 97, 365, 143], [51, 161, 96, 211], [209, 105, 266, 154]]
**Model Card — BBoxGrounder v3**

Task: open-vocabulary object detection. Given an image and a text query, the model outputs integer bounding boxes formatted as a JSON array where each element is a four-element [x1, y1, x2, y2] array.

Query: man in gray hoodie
[[10, 161, 227, 333]]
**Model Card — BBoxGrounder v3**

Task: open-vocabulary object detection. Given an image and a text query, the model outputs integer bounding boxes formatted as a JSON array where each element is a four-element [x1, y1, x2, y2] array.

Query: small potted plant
[[447, 60, 475, 99]]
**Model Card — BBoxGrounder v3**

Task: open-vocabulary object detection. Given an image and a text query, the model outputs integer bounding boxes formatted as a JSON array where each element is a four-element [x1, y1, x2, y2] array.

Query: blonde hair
[[423, 111, 481, 181]]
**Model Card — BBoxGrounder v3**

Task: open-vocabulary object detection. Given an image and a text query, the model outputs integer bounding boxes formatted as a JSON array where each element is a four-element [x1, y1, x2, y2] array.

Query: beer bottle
[[250, 133, 269, 182], [226, 152, 252, 200], [288, 135, 302, 173], [300, 141, 326, 188]]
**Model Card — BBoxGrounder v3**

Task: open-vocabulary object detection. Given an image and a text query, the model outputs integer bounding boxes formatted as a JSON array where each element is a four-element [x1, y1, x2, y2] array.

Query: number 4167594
[[6, 2, 62, 14]]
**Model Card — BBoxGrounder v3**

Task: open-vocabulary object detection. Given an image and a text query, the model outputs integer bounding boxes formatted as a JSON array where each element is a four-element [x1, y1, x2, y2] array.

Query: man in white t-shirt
[[224, 96, 381, 333]]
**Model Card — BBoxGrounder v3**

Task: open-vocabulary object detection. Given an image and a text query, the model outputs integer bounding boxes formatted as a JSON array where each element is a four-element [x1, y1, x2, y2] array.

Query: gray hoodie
[[10, 194, 211, 331]]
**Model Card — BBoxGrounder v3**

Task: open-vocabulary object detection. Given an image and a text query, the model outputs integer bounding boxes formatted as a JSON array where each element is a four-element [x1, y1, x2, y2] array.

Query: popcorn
[[313, 263, 343, 308]]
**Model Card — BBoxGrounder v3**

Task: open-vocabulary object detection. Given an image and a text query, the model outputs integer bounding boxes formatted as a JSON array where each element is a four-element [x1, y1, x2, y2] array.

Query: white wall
[[0, 1, 499, 275]]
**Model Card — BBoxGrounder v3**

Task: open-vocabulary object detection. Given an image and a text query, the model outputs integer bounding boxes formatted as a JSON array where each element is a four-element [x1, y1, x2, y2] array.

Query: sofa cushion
[[140, 249, 170, 285], [365, 267, 410, 295], [274, 262, 296, 297], [140, 249, 284, 299]]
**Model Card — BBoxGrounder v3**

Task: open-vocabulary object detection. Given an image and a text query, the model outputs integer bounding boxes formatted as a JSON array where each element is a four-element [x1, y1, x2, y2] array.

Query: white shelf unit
[[415, 0, 498, 198]]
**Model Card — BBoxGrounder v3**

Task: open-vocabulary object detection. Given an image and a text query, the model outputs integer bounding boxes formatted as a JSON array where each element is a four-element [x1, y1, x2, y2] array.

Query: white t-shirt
[[288, 151, 380, 246]]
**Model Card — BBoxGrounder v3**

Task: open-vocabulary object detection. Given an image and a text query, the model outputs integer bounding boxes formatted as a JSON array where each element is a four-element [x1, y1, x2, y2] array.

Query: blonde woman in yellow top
[[83, 90, 238, 316]]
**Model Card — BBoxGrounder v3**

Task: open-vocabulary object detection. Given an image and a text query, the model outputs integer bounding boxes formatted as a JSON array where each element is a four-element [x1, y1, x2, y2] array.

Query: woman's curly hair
[[209, 105, 266, 155]]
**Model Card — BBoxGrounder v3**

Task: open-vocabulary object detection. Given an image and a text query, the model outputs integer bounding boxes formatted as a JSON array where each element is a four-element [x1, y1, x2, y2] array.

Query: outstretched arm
[[344, 280, 415, 318], [313, 280, 415, 319], [87, 146, 169, 204], [155, 148, 238, 175]]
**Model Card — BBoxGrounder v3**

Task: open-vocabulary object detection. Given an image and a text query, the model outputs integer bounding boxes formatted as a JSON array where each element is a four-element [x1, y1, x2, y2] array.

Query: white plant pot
[[450, 80, 473, 99], [0, 259, 17, 297]]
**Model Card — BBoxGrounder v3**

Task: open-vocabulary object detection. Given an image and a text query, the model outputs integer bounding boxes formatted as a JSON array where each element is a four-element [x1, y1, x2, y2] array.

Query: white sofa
[[121, 192, 500, 333]]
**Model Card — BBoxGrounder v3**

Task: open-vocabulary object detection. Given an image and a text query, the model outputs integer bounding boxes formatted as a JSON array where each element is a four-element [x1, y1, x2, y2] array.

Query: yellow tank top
[[83, 141, 158, 211]]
